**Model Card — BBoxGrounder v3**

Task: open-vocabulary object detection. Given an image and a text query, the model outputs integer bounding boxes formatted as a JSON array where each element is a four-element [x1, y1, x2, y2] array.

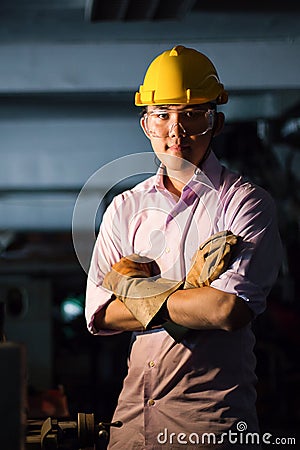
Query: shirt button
[[148, 360, 155, 368], [148, 399, 155, 406], [165, 247, 170, 253]]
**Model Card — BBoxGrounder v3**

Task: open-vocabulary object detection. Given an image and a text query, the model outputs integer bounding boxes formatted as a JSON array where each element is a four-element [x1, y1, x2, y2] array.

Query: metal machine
[[0, 303, 122, 450], [26, 414, 122, 450]]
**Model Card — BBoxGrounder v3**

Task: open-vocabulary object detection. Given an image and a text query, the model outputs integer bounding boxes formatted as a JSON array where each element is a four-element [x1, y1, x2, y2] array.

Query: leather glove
[[102, 254, 183, 329], [184, 230, 238, 288], [103, 231, 238, 339], [164, 230, 238, 341]]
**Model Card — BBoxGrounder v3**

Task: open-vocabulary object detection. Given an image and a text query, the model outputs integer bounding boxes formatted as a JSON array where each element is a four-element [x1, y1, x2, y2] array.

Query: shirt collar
[[193, 150, 223, 191], [154, 164, 166, 191]]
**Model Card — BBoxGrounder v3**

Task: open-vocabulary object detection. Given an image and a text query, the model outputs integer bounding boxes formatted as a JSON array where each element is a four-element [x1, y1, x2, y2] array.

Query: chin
[[157, 152, 197, 173]]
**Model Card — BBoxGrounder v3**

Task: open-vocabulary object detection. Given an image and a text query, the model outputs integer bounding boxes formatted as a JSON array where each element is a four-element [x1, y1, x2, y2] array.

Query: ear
[[140, 116, 151, 139], [213, 112, 225, 137]]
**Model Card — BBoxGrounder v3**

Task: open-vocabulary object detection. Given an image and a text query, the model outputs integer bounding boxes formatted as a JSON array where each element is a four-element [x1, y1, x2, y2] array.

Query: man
[[85, 46, 282, 449]]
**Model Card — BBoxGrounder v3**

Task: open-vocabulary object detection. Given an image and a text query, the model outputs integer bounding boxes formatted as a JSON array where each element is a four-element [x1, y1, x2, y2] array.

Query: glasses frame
[[144, 107, 216, 138]]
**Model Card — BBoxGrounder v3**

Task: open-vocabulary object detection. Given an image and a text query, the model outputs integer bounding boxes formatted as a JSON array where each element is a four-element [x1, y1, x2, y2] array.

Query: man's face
[[140, 103, 224, 172]]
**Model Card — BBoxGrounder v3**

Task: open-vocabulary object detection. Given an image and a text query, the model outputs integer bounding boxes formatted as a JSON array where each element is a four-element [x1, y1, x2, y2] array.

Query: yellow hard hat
[[135, 45, 228, 106]]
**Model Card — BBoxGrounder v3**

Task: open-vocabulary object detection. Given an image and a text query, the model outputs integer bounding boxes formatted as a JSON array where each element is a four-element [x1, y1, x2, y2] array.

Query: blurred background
[[0, 0, 300, 447]]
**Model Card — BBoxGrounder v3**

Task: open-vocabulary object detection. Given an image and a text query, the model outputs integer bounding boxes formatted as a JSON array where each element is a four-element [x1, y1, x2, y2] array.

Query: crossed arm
[[94, 286, 253, 333]]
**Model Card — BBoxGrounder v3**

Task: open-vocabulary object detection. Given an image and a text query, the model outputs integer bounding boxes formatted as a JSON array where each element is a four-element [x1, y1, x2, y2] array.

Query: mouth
[[168, 144, 190, 153]]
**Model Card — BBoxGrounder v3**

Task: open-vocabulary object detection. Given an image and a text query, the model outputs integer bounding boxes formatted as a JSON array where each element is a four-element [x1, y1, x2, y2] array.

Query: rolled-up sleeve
[[211, 184, 282, 316], [85, 198, 123, 335]]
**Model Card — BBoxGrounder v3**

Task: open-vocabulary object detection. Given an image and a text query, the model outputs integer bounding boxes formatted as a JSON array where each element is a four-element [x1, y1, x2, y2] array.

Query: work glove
[[103, 230, 238, 340], [184, 230, 238, 288], [164, 230, 238, 341], [102, 254, 183, 329]]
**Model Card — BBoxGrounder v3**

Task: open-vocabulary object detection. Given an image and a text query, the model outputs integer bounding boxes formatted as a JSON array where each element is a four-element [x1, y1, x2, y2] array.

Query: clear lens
[[145, 108, 215, 138]]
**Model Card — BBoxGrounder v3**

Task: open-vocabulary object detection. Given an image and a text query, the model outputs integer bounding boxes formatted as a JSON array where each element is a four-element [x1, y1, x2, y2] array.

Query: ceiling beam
[[0, 41, 300, 94]]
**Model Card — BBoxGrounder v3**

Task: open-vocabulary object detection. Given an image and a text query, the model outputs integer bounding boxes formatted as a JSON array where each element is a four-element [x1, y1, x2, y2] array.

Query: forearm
[[94, 298, 144, 332], [166, 286, 253, 331]]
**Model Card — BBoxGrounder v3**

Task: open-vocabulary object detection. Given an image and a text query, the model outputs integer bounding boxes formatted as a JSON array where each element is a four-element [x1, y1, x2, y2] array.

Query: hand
[[103, 254, 159, 293], [185, 230, 238, 288], [103, 254, 182, 329], [164, 231, 238, 342]]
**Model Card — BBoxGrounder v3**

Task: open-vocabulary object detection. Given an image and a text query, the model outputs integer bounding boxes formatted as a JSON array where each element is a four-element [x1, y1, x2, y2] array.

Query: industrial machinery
[[0, 302, 122, 450], [26, 414, 122, 450]]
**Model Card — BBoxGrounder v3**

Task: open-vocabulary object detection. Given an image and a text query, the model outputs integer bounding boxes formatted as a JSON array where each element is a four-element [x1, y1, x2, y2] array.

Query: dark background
[[0, 1, 300, 448]]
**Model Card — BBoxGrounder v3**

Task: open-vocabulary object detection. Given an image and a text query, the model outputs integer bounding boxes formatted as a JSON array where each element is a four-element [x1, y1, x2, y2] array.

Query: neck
[[164, 166, 194, 197], [164, 176, 183, 198]]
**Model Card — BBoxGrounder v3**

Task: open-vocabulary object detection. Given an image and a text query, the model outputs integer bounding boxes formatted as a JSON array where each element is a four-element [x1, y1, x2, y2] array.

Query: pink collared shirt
[[86, 151, 282, 449]]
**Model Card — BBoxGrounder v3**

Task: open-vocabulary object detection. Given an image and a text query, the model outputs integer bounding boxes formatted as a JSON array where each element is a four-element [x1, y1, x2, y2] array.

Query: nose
[[169, 122, 186, 138]]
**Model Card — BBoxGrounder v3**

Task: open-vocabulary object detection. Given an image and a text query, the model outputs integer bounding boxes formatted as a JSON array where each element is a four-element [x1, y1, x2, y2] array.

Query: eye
[[183, 110, 205, 120], [183, 111, 195, 119], [155, 112, 169, 120]]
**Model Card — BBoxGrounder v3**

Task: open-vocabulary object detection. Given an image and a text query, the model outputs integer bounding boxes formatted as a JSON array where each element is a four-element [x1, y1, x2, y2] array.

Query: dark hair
[[140, 107, 147, 117]]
